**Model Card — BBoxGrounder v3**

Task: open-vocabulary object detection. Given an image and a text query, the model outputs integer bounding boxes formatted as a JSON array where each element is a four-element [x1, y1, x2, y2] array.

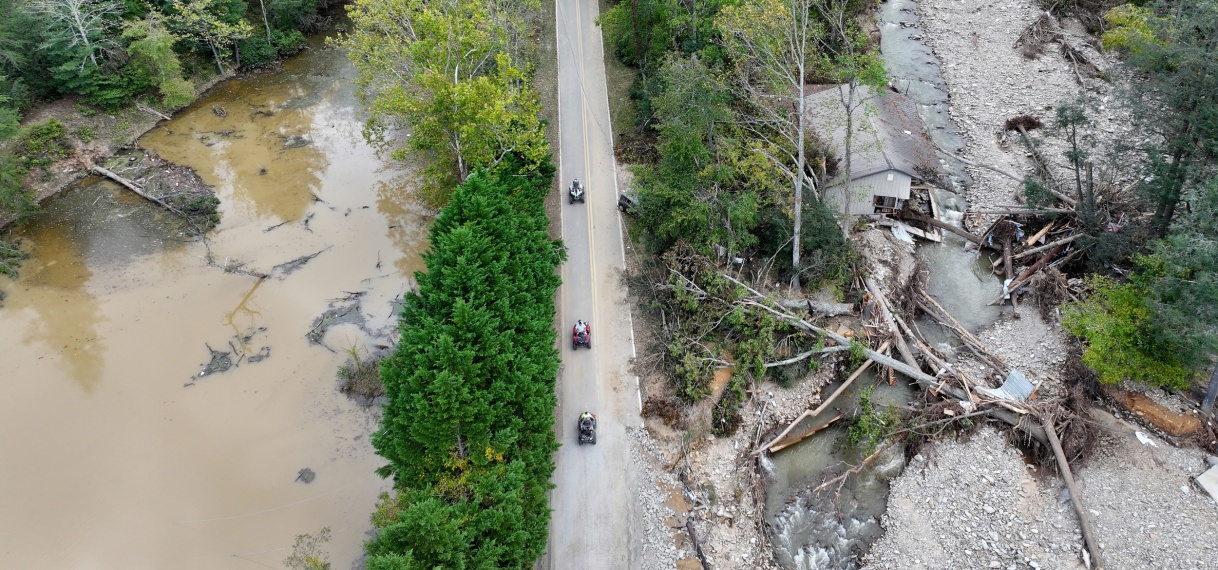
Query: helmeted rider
[[572, 179, 581, 191]]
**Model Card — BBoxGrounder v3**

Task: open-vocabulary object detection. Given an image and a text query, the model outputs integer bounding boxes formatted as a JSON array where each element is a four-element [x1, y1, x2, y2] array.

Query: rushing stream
[[765, 0, 1004, 567], [0, 31, 431, 568]]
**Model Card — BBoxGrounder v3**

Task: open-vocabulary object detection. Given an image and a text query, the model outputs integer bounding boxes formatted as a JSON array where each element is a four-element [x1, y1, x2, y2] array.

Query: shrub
[[17, 119, 71, 170], [847, 385, 900, 454], [159, 77, 195, 110], [0, 152, 33, 219], [1062, 273, 1192, 389], [273, 29, 308, 56], [239, 36, 279, 69]]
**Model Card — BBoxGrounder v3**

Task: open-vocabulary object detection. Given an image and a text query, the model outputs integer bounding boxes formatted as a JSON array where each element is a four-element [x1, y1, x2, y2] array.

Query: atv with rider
[[578, 412, 597, 444], [572, 320, 591, 349], [569, 179, 585, 204]]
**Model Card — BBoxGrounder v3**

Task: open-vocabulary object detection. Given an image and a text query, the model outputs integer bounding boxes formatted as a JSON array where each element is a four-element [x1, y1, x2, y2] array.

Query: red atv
[[572, 320, 591, 350]]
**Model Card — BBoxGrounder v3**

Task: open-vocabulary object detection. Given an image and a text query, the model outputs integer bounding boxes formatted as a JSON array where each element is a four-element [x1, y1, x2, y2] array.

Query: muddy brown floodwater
[[0, 31, 431, 569]]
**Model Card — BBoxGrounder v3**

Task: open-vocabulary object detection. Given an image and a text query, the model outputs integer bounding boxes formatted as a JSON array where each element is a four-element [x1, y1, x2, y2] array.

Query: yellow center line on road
[[574, 0, 601, 377]]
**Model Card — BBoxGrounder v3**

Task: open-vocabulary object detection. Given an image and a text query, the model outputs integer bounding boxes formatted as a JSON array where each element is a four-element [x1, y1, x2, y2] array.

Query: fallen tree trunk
[[768, 414, 844, 454], [1013, 233, 1082, 261], [1016, 124, 1077, 208], [721, 274, 1047, 443], [764, 345, 850, 368], [971, 208, 1075, 215], [754, 341, 892, 455], [933, 145, 1024, 183], [91, 165, 190, 220], [899, 210, 983, 245], [136, 104, 172, 121], [778, 297, 854, 317], [918, 290, 1008, 373], [1042, 416, 1105, 570]]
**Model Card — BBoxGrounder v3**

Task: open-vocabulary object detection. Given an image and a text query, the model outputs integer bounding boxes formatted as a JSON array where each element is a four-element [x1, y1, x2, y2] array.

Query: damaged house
[[809, 85, 942, 237]]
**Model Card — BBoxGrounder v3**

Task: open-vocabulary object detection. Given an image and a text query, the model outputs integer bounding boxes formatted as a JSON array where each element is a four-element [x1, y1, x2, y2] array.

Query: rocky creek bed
[[619, 0, 1218, 569]]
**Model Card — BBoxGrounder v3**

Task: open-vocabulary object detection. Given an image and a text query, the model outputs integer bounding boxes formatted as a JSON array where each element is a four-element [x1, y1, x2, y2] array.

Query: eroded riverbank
[[0, 32, 428, 569]]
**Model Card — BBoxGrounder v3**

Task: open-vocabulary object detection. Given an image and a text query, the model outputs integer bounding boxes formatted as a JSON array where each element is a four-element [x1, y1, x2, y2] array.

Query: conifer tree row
[[366, 157, 565, 570]]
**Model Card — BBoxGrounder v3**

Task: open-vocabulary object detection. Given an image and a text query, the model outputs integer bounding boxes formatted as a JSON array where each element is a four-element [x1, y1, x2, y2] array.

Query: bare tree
[[28, 0, 122, 69], [717, 0, 825, 291]]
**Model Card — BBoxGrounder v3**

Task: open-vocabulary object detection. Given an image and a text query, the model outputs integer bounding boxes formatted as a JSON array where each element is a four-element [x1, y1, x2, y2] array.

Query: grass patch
[[338, 349, 384, 400]]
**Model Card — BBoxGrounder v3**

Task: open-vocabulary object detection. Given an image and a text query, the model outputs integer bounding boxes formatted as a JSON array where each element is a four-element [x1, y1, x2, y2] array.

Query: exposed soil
[[1, 71, 234, 229]]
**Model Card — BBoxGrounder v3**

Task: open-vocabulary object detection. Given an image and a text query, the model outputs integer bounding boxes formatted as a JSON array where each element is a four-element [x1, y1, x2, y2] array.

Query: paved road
[[548, 0, 643, 568]]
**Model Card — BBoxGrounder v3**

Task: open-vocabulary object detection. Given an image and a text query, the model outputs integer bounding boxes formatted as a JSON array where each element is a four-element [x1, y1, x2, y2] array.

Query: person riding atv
[[569, 179, 585, 204], [578, 412, 597, 445], [572, 320, 591, 350]]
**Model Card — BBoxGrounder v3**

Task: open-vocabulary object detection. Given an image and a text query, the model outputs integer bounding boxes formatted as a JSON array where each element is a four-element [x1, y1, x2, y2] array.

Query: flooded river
[[0, 32, 430, 569]]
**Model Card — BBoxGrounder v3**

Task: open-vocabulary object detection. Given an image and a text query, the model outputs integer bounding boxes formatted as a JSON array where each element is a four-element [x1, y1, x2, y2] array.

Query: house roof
[[806, 85, 938, 186]]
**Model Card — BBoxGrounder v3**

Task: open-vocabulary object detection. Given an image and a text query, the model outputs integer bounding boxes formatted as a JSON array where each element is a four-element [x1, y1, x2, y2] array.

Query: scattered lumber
[[1042, 415, 1105, 570]]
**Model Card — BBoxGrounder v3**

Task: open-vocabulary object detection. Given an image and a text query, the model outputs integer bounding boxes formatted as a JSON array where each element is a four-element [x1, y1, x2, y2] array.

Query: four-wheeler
[[569, 179, 585, 204], [578, 412, 597, 445], [572, 320, 591, 350]]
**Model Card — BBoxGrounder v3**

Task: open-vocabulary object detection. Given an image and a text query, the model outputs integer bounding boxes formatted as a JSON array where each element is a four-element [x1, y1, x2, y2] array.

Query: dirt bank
[[1, 72, 234, 230]]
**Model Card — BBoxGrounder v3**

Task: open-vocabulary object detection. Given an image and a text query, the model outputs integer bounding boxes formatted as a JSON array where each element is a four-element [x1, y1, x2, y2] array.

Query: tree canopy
[[341, 0, 547, 196]]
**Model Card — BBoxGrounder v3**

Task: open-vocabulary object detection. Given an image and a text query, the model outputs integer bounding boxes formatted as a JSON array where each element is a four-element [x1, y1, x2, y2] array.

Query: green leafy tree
[[1142, 180, 1218, 384], [123, 12, 193, 109], [342, 0, 546, 193], [168, 0, 254, 73], [1102, 3, 1157, 55], [633, 54, 761, 257]]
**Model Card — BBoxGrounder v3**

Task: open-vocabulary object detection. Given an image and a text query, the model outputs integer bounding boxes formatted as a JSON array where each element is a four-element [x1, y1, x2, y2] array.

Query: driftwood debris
[[768, 414, 843, 454], [1042, 415, 1105, 569], [137, 104, 172, 121], [1013, 233, 1082, 261], [991, 241, 1071, 305], [899, 209, 982, 245], [864, 278, 918, 369], [91, 165, 191, 221], [918, 290, 1008, 373], [753, 341, 892, 455], [1025, 221, 1056, 247]]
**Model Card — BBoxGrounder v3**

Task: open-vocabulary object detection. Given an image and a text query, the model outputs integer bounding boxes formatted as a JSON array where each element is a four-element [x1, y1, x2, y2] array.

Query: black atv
[[569, 179, 585, 204], [578, 412, 597, 445]]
